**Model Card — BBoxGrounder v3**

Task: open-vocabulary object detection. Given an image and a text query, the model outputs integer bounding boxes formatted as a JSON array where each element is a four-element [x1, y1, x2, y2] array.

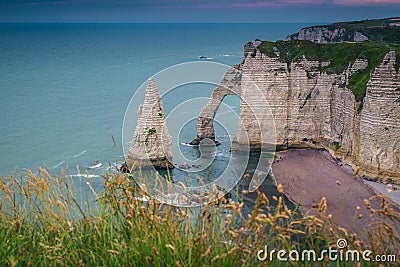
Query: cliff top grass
[[328, 18, 400, 44], [258, 40, 399, 102]]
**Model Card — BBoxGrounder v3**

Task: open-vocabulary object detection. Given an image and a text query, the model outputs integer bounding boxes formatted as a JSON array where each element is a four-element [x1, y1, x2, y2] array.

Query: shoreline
[[271, 148, 399, 238]]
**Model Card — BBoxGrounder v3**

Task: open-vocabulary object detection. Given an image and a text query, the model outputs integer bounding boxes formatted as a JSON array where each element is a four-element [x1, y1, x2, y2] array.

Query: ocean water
[[0, 23, 311, 198]]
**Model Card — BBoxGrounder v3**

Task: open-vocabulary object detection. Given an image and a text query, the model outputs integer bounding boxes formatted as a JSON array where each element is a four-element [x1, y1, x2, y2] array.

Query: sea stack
[[126, 77, 173, 170]]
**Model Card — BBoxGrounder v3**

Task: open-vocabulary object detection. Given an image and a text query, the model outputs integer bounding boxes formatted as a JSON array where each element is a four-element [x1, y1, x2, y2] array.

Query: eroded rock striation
[[126, 77, 173, 170], [195, 43, 400, 183], [359, 50, 400, 182]]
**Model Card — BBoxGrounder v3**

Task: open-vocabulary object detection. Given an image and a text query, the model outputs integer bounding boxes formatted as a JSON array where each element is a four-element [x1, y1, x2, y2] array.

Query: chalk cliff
[[194, 43, 400, 183], [359, 51, 400, 182], [127, 78, 173, 170], [285, 17, 400, 44], [285, 26, 369, 44]]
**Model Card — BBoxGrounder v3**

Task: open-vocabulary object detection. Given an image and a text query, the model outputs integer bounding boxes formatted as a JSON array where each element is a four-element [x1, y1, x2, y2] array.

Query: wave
[[217, 54, 240, 57], [216, 110, 235, 116], [141, 57, 175, 63], [228, 105, 238, 110], [51, 161, 64, 169], [107, 163, 122, 171], [180, 142, 197, 147], [72, 150, 87, 158], [88, 162, 102, 169], [70, 174, 100, 178], [214, 151, 229, 158], [214, 152, 223, 157]]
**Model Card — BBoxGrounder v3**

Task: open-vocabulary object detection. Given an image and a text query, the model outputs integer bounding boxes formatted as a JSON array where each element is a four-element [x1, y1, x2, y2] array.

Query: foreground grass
[[0, 167, 399, 266]]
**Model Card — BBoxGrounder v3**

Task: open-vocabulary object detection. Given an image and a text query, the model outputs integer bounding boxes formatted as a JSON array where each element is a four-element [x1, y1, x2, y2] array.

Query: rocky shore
[[271, 148, 399, 238]]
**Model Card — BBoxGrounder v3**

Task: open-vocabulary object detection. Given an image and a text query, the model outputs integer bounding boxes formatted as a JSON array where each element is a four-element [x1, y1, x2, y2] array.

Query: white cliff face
[[286, 27, 347, 43], [286, 26, 368, 43], [347, 59, 368, 76], [237, 51, 337, 148], [237, 52, 289, 145], [196, 49, 400, 183], [359, 51, 400, 182], [128, 77, 173, 169], [354, 31, 369, 42]]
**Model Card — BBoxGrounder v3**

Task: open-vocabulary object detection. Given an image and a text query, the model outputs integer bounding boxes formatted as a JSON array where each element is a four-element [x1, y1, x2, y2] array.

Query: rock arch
[[190, 66, 242, 145]]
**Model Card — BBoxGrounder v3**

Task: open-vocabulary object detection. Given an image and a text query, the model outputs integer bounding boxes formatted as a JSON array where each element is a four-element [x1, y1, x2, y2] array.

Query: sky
[[0, 0, 399, 23]]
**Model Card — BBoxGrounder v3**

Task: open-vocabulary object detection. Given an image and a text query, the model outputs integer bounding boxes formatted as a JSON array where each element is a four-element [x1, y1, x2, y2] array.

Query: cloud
[[333, 0, 400, 5], [192, 0, 326, 9], [233, 0, 325, 8], [230, 0, 400, 8], [2, 0, 399, 9], [0, 0, 94, 5], [231, 2, 283, 8]]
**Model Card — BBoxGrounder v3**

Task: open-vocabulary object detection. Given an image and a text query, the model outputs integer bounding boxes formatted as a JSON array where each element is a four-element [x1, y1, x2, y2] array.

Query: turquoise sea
[[0, 23, 312, 199]]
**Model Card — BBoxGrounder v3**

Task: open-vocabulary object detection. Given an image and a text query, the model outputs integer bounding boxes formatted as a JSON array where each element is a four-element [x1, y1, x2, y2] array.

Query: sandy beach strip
[[271, 148, 398, 238]]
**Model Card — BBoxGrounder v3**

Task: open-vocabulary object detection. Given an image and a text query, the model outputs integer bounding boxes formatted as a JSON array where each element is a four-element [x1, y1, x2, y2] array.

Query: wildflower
[[277, 184, 283, 194], [363, 199, 371, 209], [152, 246, 159, 256], [201, 246, 211, 258], [107, 250, 119, 255], [166, 244, 175, 251]]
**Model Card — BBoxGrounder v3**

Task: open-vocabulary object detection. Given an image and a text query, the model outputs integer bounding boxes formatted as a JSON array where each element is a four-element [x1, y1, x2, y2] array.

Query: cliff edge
[[195, 39, 400, 183]]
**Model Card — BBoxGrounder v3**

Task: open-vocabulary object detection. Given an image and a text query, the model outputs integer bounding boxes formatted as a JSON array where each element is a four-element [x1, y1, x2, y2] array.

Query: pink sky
[[1, 0, 399, 22], [232, 0, 400, 8], [333, 0, 400, 5]]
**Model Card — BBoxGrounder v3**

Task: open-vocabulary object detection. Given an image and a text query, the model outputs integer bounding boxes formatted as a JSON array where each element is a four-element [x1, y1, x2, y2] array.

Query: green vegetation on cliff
[[286, 17, 400, 44], [395, 45, 400, 72], [327, 18, 400, 44], [258, 40, 397, 102]]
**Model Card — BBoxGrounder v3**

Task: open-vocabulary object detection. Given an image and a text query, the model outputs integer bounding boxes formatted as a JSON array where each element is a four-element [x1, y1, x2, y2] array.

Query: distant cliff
[[194, 40, 400, 183], [286, 17, 400, 44]]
